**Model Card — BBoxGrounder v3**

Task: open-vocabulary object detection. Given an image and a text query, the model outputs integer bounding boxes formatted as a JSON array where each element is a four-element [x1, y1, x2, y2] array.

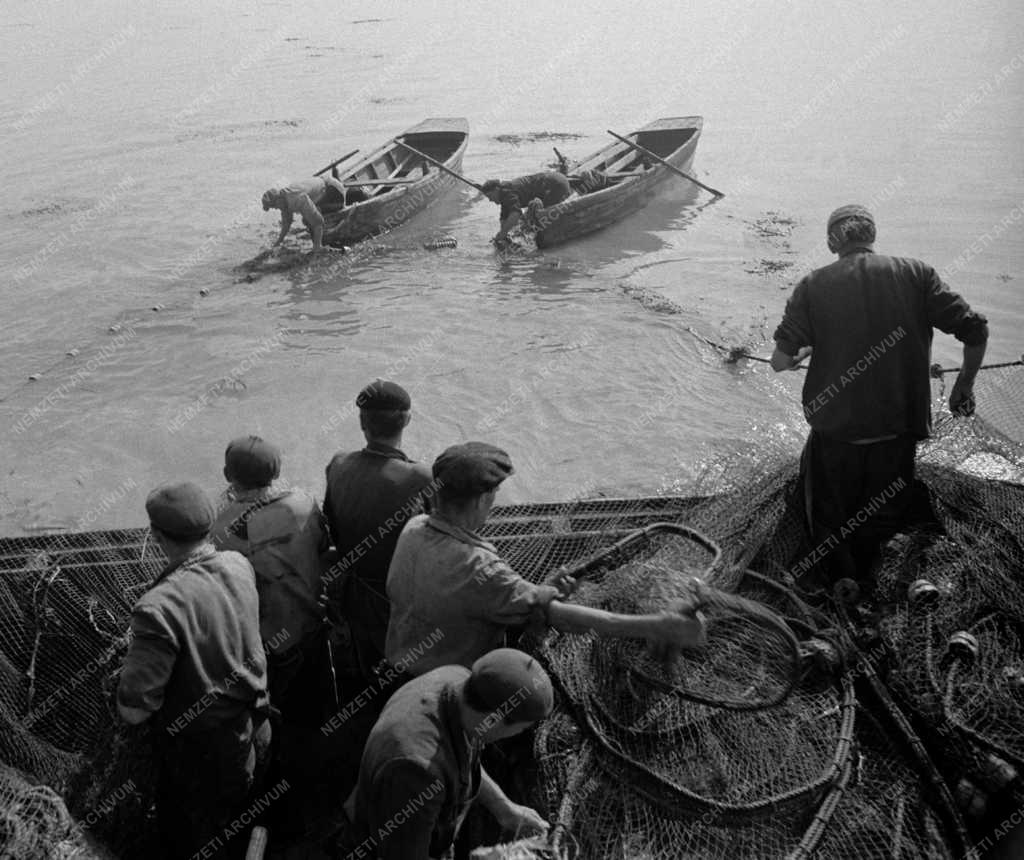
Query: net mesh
[[0, 382, 1022, 857]]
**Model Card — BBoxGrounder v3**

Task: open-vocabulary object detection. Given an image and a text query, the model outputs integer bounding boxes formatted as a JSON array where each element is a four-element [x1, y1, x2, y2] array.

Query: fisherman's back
[[124, 546, 266, 733]]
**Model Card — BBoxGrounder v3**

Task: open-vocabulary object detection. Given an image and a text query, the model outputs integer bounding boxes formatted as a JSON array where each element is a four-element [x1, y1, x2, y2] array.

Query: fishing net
[[0, 370, 1022, 858]]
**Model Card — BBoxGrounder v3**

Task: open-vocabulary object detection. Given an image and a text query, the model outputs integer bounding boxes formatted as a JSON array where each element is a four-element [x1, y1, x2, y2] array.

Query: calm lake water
[[1, 0, 1022, 534]]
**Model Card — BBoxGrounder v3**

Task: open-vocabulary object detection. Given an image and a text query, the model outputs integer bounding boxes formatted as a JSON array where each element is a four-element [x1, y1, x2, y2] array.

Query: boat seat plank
[[341, 177, 420, 187], [604, 149, 641, 174], [385, 151, 418, 180]]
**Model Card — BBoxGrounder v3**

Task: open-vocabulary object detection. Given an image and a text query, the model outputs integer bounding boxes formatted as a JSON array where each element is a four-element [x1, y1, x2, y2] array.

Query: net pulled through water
[[0, 402, 1022, 857]]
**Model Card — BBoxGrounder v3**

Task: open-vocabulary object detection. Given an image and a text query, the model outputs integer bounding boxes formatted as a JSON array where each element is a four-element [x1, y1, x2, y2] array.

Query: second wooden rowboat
[[530, 116, 703, 248], [322, 117, 469, 246]]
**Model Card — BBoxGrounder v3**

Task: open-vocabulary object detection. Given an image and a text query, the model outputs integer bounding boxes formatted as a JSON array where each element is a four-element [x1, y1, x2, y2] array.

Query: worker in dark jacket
[[323, 381, 437, 679], [481, 172, 572, 243], [118, 482, 271, 860], [210, 435, 330, 717], [771, 204, 989, 588], [341, 648, 553, 860]]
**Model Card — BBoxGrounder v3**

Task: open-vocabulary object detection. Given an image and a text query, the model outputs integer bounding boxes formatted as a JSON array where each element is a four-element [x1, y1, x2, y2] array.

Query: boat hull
[[534, 116, 703, 248]]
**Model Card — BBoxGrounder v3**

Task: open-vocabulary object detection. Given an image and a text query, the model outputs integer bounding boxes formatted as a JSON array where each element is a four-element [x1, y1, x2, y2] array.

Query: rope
[[930, 357, 1024, 377]]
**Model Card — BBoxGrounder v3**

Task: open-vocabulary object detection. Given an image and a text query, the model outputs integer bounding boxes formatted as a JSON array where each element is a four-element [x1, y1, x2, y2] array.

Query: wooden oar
[[314, 148, 359, 177], [393, 138, 486, 193], [607, 129, 724, 198]]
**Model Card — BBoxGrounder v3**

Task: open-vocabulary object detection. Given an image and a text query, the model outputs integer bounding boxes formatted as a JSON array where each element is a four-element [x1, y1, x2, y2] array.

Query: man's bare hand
[[646, 605, 707, 662], [950, 377, 976, 416], [495, 802, 548, 837], [792, 346, 813, 367], [544, 567, 577, 597]]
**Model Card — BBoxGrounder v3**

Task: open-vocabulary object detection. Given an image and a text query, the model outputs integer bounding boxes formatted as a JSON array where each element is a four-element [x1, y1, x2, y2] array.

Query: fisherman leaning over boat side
[[323, 381, 435, 682], [117, 482, 271, 860], [338, 648, 553, 860], [261, 175, 348, 253], [480, 171, 571, 244], [209, 435, 330, 720], [771, 204, 989, 592], [383, 441, 706, 684]]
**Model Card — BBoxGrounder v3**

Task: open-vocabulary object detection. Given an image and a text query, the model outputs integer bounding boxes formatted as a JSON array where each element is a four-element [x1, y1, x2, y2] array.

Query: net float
[[954, 777, 988, 820], [834, 578, 861, 605], [1000, 665, 1024, 694], [907, 579, 939, 608], [946, 631, 979, 665]]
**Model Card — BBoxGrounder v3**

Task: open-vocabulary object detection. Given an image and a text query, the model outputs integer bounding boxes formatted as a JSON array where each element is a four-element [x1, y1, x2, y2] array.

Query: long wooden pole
[[393, 138, 486, 193], [930, 356, 1024, 376], [607, 129, 724, 198], [314, 148, 360, 177]]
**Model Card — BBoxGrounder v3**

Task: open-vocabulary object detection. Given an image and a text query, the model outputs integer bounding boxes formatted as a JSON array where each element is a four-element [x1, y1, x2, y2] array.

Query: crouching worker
[[340, 648, 553, 859], [384, 442, 706, 681], [118, 482, 271, 860], [261, 175, 348, 253], [480, 172, 571, 244], [210, 435, 331, 720]]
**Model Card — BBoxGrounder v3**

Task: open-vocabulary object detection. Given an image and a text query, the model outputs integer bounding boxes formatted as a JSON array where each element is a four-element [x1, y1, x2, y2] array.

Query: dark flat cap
[[146, 482, 214, 540], [432, 442, 514, 497], [356, 380, 411, 411], [467, 648, 554, 724], [827, 204, 874, 231], [225, 435, 281, 488]]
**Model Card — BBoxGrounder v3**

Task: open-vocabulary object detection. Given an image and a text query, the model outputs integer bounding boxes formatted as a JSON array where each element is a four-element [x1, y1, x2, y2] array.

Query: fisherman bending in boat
[[261, 174, 348, 252], [117, 482, 271, 859], [383, 441, 706, 684], [771, 204, 989, 591], [339, 648, 553, 859], [480, 171, 572, 244]]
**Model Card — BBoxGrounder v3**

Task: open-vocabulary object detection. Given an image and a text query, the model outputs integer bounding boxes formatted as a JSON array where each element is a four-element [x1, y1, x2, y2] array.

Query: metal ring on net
[[540, 654, 858, 826], [560, 523, 803, 711], [532, 608, 858, 830], [625, 583, 803, 711], [559, 522, 721, 584]]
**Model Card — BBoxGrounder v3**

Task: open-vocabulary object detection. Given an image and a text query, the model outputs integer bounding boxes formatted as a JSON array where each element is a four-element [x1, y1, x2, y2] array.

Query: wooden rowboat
[[531, 116, 703, 248], [322, 117, 469, 246]]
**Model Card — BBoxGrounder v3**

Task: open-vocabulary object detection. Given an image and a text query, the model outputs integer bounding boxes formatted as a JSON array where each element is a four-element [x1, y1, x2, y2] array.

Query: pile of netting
[[1, 398, 1022, 857], [483, 416, 1024, 858]]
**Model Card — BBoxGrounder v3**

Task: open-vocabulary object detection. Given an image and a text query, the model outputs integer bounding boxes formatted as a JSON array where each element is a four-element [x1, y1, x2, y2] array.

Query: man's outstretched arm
[[546, 600, 706, 650], [950, 341, 987, 415], [274, 208, 293, 246], [495, 209, 522, 241]]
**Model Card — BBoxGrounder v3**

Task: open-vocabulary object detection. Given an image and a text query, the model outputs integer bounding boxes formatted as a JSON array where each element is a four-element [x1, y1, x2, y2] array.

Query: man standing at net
[[340, 648, 554, 859], [117, 482, 271, 859], [323, 381, 436, 682], [383, 441, 705, 683], [210, 435, 330, 720], [771, 204, 989, 588]]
